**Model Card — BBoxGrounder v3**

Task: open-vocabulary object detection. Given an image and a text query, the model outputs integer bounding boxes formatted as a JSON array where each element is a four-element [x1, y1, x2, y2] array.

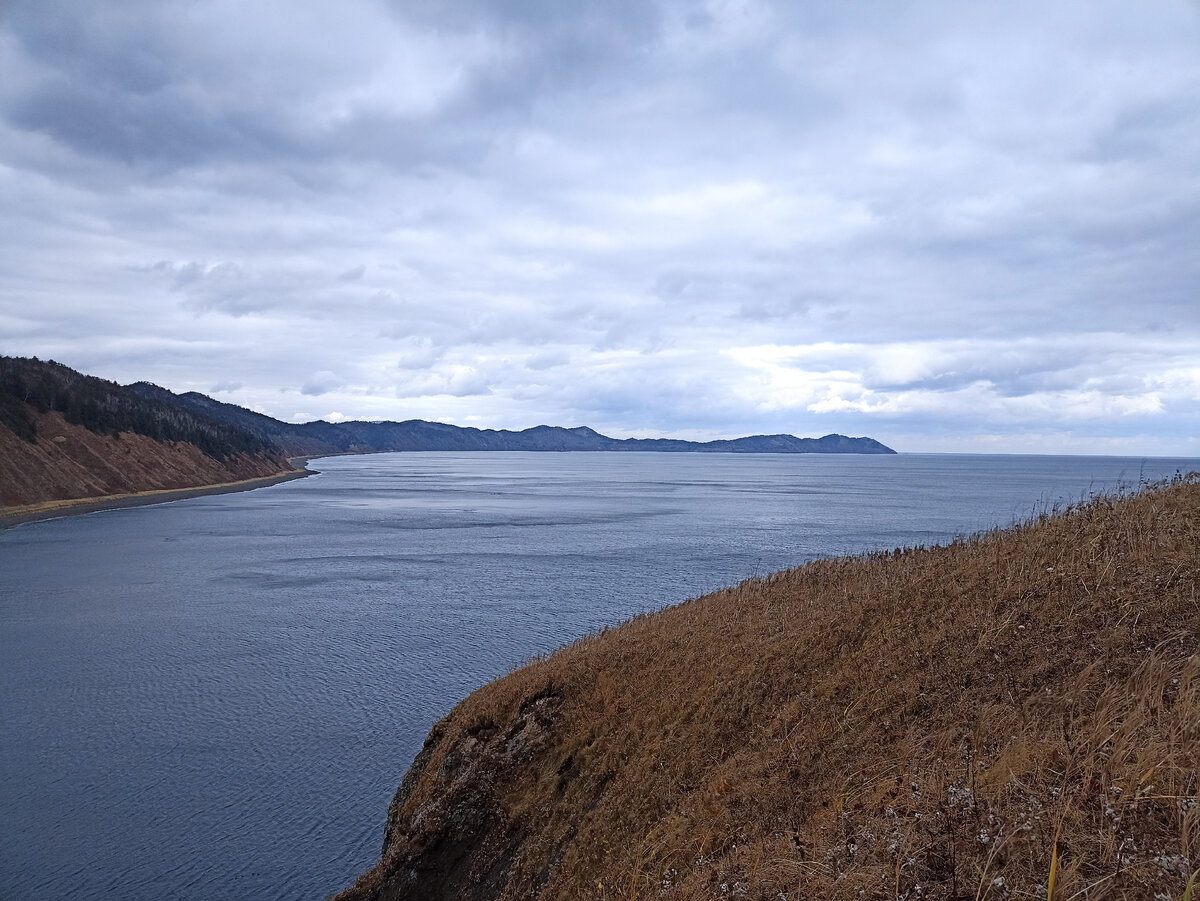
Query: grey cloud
[[300, 372, 344, 396], [525, 351, 569, 371], [394, 368, 493, 399], [4, 14, 289, 172], [1090, 94, 1199, 163], [7, 76, 278, 170], [144, 261, 274, 316], [653, 271, 692, 299], [3, 3, 482, 177], [395, 339, 444, 371], [394, 0, 665, 102], [7, 2, 176, 95], [737, 296, 813, 322], [1, 0, 1197, 453]]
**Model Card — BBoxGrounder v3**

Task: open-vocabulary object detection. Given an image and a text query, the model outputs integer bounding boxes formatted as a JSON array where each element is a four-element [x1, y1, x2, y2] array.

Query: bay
[[1, 451, 1197, 899]]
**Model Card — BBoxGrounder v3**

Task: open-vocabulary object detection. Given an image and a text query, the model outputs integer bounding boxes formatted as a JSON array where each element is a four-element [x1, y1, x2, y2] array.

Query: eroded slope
[[0, 409, 290, 509]]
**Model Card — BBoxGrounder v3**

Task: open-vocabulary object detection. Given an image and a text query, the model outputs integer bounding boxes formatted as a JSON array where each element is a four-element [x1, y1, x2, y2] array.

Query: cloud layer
[[2, 0, 1198, 453]]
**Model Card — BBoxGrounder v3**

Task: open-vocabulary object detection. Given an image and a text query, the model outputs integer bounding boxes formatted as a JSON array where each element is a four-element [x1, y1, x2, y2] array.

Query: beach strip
[[0, 464, 315, 529]]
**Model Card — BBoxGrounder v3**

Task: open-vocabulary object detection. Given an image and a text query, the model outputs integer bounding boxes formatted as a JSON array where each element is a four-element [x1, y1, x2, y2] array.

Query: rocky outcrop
[[333, 679, 580, 901], [348, 689, 567, 901]]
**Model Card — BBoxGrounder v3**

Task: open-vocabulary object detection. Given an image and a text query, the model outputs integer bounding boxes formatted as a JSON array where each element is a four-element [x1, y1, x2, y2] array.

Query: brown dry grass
[[336, 475, 1200, 901]]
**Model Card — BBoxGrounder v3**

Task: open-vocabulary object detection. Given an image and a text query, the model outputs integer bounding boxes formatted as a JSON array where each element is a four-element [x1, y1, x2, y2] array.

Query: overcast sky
[[2, 1, 1198, 454]]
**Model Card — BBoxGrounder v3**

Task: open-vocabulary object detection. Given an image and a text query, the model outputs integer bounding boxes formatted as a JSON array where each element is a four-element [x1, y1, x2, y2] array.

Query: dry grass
[[336, 475, 1200, 901]]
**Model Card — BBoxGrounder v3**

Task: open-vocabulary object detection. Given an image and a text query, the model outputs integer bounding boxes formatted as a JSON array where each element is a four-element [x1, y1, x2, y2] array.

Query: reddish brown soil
[[0, 408, 292, 510]]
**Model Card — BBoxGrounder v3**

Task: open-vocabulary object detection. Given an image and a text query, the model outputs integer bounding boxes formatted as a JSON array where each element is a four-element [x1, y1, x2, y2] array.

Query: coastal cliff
[[0, 356, 292, 512], [0, 408, 294, 509], [336, 477, 1200, 900]]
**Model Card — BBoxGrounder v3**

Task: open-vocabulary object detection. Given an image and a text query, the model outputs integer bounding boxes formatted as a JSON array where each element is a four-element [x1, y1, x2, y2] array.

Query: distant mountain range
[[0, 355, 894, 511], [132, 382, 897, 457]]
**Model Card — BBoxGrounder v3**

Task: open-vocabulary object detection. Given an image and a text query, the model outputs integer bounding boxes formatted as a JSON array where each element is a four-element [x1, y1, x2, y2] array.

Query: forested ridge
[[0, 356, 271, 461], [1, 355, 897, 460]]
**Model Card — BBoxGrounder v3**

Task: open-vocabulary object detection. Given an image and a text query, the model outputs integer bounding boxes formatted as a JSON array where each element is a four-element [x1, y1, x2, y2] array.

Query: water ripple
[[2, 452, 1195, 898]]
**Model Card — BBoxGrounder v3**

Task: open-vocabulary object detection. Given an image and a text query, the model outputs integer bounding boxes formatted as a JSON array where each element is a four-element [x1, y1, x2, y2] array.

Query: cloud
[[300, 371, 344, 396], [0, 0, 1197, 454], [525, 351, 570, 371], [394, 338, 445, 370], [394, 365, 494, 399], [723, 335, 1196, 433]]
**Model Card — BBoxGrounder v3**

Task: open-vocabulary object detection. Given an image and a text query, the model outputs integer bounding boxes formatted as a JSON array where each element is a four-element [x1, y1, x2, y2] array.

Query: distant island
[[0, 355, 894, 517]]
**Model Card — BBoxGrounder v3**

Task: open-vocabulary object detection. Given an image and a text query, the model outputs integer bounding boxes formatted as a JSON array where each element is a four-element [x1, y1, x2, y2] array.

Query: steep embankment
[[0, 356, 294, 513], [337, 477, 1200, 901], [0, 409, 293, 509]]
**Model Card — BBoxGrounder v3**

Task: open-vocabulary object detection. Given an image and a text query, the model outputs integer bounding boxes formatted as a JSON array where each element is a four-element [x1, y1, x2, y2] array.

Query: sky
[[1, 1, 1198, 455]]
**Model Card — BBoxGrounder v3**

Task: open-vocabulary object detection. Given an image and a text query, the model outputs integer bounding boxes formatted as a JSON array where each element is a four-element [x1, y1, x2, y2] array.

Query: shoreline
[[0, 462, 316, 530]]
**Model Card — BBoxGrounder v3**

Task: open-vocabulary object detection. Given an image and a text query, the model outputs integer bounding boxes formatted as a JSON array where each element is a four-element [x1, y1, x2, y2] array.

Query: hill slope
[[336, 476, 1200, 901], [0, 357, 293, 509]]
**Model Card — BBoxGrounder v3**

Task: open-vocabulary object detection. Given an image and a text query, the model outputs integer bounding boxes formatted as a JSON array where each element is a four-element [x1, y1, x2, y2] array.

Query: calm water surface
[[1, 452, 1196, 899]]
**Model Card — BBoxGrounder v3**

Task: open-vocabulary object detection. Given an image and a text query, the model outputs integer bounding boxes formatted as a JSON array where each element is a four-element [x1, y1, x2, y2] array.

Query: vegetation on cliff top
[[0, 356, 297, 510], [337, 476, 1200, 901], [0, 355, 272, 461]]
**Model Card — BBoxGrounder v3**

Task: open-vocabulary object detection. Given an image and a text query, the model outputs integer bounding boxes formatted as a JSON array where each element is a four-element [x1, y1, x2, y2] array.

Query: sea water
[[1, 452, 1196, 899]]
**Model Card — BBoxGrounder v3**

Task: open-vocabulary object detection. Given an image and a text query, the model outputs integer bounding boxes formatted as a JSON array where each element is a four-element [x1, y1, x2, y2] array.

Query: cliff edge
[[0, 356, 292, 511], [335, 476, 1200, 900]]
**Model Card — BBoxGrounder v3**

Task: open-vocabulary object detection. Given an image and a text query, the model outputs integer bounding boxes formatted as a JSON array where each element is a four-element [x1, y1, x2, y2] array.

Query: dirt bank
[[0, 465, 315, 529]]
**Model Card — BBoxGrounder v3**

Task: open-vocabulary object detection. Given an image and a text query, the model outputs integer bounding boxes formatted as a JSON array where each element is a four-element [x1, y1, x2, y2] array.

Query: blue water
[[1, 452, 1196, 899]]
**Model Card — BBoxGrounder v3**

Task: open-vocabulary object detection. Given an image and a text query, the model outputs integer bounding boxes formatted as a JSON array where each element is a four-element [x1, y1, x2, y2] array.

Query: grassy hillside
[[336, 476, 1200, 901]]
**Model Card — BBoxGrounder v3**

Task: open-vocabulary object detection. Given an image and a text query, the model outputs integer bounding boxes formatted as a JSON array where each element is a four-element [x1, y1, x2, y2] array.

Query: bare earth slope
[[336, 478, 1200, 901], [0, 409, 291, 510], [0, 356, 296, 514]]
